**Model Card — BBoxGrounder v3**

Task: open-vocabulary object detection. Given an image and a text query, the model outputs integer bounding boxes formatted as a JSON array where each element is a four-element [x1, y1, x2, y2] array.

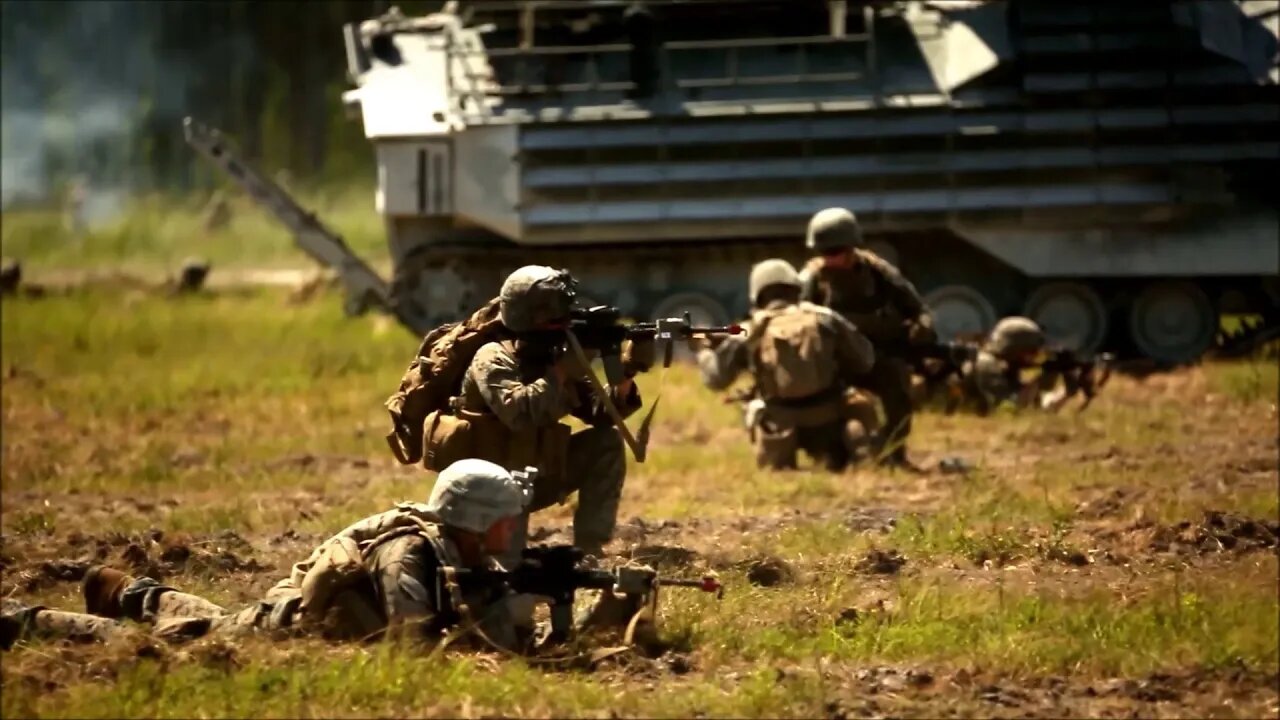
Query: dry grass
[[2, 286, 1278, 718]]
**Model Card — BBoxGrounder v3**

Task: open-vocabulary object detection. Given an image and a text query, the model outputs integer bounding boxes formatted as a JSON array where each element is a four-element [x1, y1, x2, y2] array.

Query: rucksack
[[749, 303, 834, 401], [384, 298, 504, 465]]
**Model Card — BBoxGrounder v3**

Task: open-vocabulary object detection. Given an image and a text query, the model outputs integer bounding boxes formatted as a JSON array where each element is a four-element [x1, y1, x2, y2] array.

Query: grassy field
[[1, 286, 1277, 718], [1, 186, 388, 281]]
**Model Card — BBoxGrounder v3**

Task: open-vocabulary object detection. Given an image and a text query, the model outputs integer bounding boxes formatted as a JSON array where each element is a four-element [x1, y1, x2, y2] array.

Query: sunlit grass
[[0, 183, 387, 276], [1, 288, 1277, 718]]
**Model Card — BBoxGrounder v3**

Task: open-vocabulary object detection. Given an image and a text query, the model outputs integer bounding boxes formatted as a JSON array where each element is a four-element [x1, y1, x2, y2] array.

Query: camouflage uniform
[[698, 259, 878, 471], [454, 266, 644, 559], [798, 208, 935, 464], [459, 342, 640, 557], [1, 460, 527, 651], [959, 316, 1047, 414]]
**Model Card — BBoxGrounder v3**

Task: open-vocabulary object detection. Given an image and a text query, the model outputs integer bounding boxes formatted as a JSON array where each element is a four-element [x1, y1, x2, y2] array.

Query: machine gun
[[1036, 348, 1115, 412], [443, 544, 722, 646]]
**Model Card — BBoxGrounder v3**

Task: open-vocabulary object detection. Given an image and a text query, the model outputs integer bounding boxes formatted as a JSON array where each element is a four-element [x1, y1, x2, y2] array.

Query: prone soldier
[[799, 208, 937, 469], [951, 316, 1114, 415], [1, 459, 532, 651], [955, 316, 1048, 415], [695, 258, 878, 471]]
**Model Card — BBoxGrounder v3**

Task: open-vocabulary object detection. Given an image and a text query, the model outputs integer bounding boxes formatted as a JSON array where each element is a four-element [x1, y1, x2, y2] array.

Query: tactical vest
[[294, 505, 468, 625], [422, 340, 570, 489]]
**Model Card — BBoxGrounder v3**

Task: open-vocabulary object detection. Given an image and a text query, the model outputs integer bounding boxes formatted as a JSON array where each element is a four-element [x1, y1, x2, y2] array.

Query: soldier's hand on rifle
[[621, 336, 656, 376]]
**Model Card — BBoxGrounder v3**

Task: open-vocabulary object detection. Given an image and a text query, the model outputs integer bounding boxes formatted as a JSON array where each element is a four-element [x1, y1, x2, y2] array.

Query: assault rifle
[[898, 340, 980, 413], [531, 304, 744, 464], [443, 544, 722, 645], [554, 305, 744, 384], [1036, 347, 1115, 412]]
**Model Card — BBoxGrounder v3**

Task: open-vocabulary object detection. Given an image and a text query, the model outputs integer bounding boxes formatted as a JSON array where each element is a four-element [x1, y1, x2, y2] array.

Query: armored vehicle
[[201, 0, 1280, 364]]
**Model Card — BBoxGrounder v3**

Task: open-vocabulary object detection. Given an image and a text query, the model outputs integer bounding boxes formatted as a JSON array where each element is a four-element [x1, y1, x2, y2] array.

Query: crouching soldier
[[956, 316, 1048, 415], [0, 459, 531, 651], [799, 208, 937, 468], [440, 265, 651, 559], [695, 259, 878, 471]]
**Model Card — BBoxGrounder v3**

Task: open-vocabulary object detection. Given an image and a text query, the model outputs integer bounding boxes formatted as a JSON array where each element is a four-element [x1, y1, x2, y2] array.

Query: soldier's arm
[[470, 343, 566, 431], [696, 334, 750, 390], [873, 258, 934, 329], [370, 536, 444, 642], [827, 313, 876, 380]]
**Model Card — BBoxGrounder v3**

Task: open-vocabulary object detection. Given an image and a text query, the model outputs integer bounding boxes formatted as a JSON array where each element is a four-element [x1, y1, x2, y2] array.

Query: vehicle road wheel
[[1023, 282, 1108, 353], [1128, 281, 1217, 365], [923, 284, 996, 342], [404, 261, 478, 329]]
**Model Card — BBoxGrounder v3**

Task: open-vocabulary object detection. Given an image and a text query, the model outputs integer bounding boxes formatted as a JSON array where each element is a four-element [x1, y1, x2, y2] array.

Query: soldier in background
[[954, 316, 1049, 415], [799, 208, 936, 469], [695, 258, 878, 471], [1, 459, 530, 651]]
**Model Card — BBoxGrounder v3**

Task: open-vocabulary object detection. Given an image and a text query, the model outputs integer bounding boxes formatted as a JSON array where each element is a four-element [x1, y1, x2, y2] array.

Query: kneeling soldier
[[696, 259, 877, 471]]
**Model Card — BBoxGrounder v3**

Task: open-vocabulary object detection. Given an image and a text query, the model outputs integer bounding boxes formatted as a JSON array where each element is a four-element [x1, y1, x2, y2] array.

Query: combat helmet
[[748, 258, 801, 306], [986, 316, 1046, 357], [805, 207, 864, 252], [498, 265, 576, 332], [426, 459, 530, 534]]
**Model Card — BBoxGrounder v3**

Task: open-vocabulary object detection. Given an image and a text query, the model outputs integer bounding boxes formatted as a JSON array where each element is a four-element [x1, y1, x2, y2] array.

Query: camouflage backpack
[[384, 298, 504, 465], [747, 302, 836, 401]]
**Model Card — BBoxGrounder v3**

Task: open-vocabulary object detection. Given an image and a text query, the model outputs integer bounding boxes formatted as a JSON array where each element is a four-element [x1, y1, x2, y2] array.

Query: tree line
[[2, 0, 449, 200]]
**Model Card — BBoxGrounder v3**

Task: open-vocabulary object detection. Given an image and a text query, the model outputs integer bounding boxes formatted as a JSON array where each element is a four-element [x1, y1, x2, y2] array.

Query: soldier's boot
[[82, 565, 135, 618], [85, 565, 225, 624], [755, 426, 799, 470], [842, 419, 871, 466]]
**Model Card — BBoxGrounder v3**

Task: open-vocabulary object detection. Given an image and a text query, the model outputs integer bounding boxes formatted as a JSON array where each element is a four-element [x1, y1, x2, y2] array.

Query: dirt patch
[[613, 516, 685, 544], [625, 544, 701, 569], [854, 549, 907, 575], [1144, 511, 1279, 556], [261, 454, 371, 472], [745, 555, 795, 587], [843, 508, 900, 534], [39, 559, 92, 582], [814, 661, 1280, 718]]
